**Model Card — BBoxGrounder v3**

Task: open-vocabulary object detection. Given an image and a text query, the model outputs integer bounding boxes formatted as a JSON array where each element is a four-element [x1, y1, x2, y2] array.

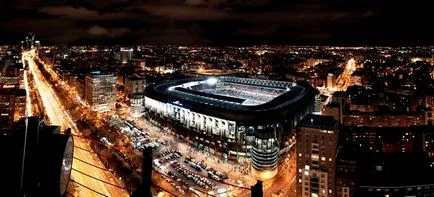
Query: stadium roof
[[145, 77, 317, 123]]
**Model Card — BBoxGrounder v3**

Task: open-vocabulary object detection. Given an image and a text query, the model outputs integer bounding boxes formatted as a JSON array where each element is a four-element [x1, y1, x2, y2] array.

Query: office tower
[[130, 93, 144, 118], [296, 115, 338, 197], [25, 32, 35, 50], [84, 71, 116, 113], [124, 74, 146, 97], [0, 88, 26, 134], [34, 41, 41, 50], [120, 47, 133, 64], [125, 74, 146, 117]]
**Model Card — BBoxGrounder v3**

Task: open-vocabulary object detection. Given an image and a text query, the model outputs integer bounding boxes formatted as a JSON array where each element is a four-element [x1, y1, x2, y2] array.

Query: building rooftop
[[145, 77, 317, 123], [297, 114, 337, 130], [87, 71, 114, 77], [126, 73, 147, 80]]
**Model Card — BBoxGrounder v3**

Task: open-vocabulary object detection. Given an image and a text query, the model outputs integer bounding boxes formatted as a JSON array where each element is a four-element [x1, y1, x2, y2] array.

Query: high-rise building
[[120, 47, 133, 64], [124, 74, 146, 97], [327, 73, 336, 90], [130, 93, 144, 118], [34, 40, 41, 50], [296, 115, 338, 197], [0, 88, 26, 134], [125, 73, 146, 117], [25, 32, 35, 50], [84, 71, 116, 113]]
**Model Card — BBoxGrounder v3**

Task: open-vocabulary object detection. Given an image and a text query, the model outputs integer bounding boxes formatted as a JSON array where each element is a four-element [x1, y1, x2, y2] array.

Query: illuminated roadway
[[23, 50, 129, 197], [320, 58, 358, 107], [336, 58, 356, 91], [21, 55, 32, 116]]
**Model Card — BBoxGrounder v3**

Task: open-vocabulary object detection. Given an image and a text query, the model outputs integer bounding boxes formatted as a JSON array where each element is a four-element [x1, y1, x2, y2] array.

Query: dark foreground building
[[337, 151, 434, 197], [0, 117, 73, 197]]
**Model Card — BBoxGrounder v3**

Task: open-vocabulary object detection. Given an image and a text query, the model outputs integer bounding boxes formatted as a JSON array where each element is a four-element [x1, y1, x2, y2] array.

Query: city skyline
[[0, 0, 433, 45], [1, 37, 434, 197], [1, 1, 434, 196]]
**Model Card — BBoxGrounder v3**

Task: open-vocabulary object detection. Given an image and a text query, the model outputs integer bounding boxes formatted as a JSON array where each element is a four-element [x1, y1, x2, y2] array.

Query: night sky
[[0, 0, 432, 45]]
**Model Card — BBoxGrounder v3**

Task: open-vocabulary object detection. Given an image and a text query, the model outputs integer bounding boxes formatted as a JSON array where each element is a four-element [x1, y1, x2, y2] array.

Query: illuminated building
[[144, 76, 316, 177], [0, 63, 23, 88], [125, 74, 146, 97], [34, 40, 41, 49], [0, 88, 26, 134], [340, 125, 434, 154], [125, 74, 146, 117], [327, 73, 336, 89], [24, 32, 35, 50], [296, 115, 338, 197], [84, 71, 116, 113], [343, 111, 432, 127], [120, 47, 133, 64], [131, 93, 144, 118]]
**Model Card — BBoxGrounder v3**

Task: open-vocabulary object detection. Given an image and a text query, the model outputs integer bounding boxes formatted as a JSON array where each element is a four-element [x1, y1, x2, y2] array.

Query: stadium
[[144, 76, 317, 179]]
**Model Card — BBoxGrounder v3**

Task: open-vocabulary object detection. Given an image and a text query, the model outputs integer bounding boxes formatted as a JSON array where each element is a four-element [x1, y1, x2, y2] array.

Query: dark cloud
[[87, 25, 131, 37], [0, 0, 432, 45]]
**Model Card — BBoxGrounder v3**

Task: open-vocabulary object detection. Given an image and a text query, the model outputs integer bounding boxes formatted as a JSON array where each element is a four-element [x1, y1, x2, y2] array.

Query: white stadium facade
[[144, 76, 317, 179]]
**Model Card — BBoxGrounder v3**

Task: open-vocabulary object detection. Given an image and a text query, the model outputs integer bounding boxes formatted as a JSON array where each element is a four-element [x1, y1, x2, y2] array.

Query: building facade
[[130, 93, 144, 118], [125, 74, 146, 97], [327, 74, 336, 90], [0, 88, 26, 133], [84, 72, 116, 113], [296, 115, 338, 197], [120, 47, 133, 64], [145, 77, 316, 178], [0, 63, 23, 88], [343, 111, 432, 127]]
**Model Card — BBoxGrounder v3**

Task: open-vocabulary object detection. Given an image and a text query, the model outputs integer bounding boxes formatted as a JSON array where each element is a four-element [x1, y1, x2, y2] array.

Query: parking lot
[[107, 115, 235, 196]]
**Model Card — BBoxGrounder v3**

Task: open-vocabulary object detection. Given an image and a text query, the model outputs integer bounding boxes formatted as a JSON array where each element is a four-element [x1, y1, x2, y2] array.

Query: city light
[[23, 50, 128, 197], [205, 77, 218, 85]]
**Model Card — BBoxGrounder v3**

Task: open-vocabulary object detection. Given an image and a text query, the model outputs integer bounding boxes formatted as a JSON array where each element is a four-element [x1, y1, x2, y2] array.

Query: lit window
[[299, 169, 302, 173], [304, 171, 309, 176], [321, 157, 326, 161], [329, 189, 332, 193], [305, 165, 310, 170], [298, 179, 302, 183], [329, 158, 332, 161], [299, 153, 302, 157]]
